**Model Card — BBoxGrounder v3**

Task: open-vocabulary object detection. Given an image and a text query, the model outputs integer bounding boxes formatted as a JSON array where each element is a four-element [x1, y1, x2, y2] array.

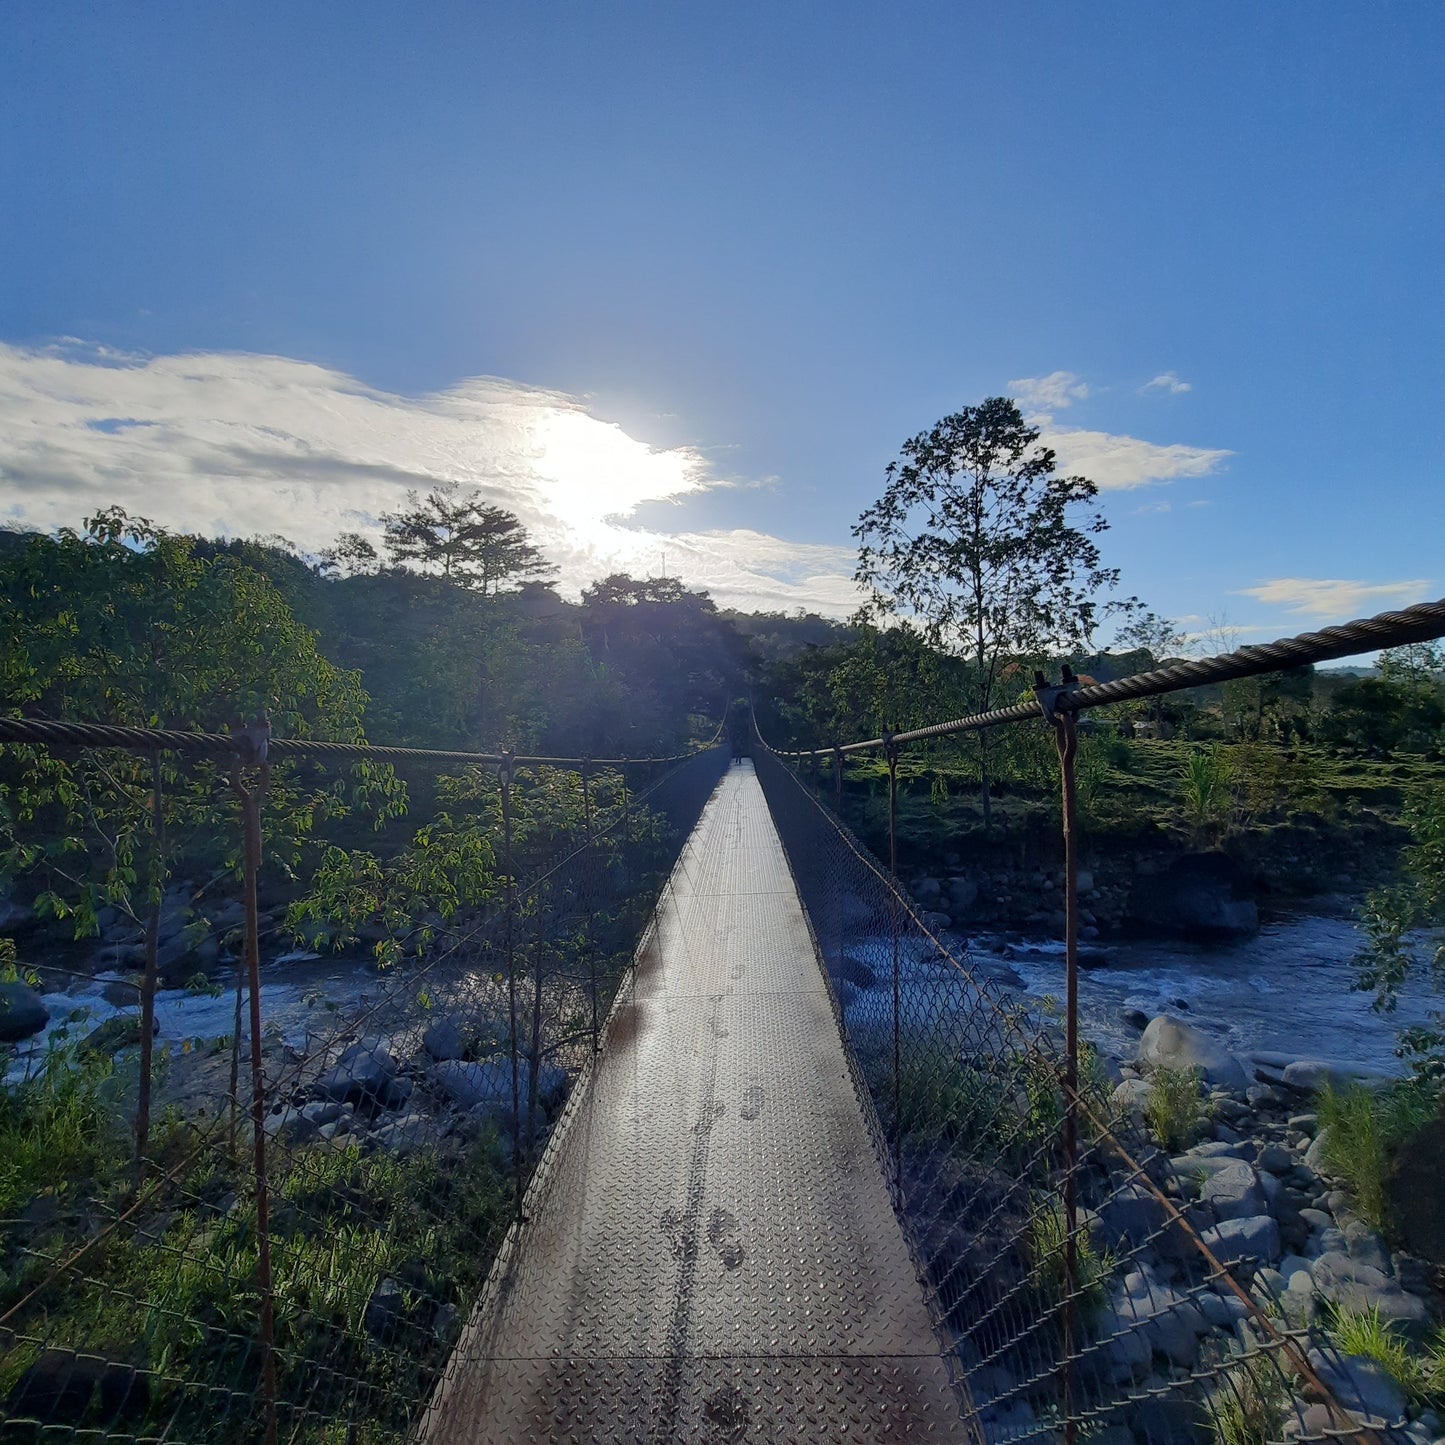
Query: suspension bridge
[[2, 598, 1444, 1444]]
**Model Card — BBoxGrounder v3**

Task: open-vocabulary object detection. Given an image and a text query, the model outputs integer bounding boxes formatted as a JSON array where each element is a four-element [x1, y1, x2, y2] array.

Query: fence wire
[[0, 740, 728, 1444], [753, 741, 1409, 1445]]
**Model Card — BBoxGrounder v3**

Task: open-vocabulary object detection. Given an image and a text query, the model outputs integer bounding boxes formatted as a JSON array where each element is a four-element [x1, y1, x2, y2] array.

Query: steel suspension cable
[[787, 595, 1445, 755]]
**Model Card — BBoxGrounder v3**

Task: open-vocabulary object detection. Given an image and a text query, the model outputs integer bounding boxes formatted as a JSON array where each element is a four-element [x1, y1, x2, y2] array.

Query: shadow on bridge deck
[[418, 759, 972, 1444]]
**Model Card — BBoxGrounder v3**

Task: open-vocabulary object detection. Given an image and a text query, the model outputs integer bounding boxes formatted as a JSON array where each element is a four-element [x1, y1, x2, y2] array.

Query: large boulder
[[1199, 1213, 1281, 1267], [421, 1018, 468, 1063], [80, 1013, 156, 1055], [1281, 1059, 1380, 1095], [1384, 1115, 1445, 1265], [429, 1056, 567, 1133], [1110, 1265, 1209, 1367], [1127, 853, 1258, 939], [1199, 1161, 1268, 1221], [1138, 1015, 1248, 1090], [1096, 1183, 1171, 1252], [0, 981, 49, 1043], [1307, 1349, 1407, 1424], [315, 1038, 397, 1103], [1309, 1251, 1428, 1326]]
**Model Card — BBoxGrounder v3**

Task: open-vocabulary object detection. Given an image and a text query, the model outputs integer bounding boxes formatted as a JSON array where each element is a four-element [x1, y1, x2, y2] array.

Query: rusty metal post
[[230, 745, 277, 1445], [1037, 676, 1081, 1445], [582, 760, 599, 1053], [500, 752, 523, 1222], [620, 755, 630, 848], [885, 733, 902, 1201], [832, 745, 846, 1035], [134, 751, 163, 1179]]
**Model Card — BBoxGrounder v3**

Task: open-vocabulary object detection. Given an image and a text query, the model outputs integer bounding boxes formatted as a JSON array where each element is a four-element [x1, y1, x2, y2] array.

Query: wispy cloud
[[1044, 426, 1230, 491], [1008, 370, 1089, 412], [1008, 369, 1229, 491], [0, 341, 865, 616], [1234, 577, 1434, 618], [1141, 371, 1191, 395]]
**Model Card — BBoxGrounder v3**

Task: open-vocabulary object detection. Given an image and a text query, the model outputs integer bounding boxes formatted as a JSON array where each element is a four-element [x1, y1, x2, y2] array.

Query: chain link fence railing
[[754, 741, 1421, 1445], [0, 729, 727, 1444]]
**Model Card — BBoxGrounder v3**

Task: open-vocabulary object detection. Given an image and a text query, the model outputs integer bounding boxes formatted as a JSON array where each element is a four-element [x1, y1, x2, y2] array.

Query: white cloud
[[1141, 371, 1192, 395], [1234, 577, 1434, 619], [1006, 369, 1227, 490], [1008, 370, 1089, 412], [1043, 425, 1230, 490], [0, 342, 866, 616]]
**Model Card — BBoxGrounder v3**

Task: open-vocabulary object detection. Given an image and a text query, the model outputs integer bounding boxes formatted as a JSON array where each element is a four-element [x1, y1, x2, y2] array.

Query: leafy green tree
[[1356, 776, 1445, 1086], [0, 509, 400, 1167], [855, 396, 1127, 827], [1116, 610, 1185, 734], [381, 483, 554, 595], [579, 574, 740, 750], [318, 531, 380, 578]]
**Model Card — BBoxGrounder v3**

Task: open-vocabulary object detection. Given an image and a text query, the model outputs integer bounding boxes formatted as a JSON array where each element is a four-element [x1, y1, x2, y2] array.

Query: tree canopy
[[381, 484, 554, 595], [854, 396, 1128, 824]]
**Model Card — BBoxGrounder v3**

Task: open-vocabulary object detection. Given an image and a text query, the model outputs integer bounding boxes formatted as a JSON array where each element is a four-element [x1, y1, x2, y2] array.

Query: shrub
[[1026, 1200, 1113, 1324], [1181, 746, 1232, 843], [1326, 1303, 1445, 1403], [1144, 1065, 1207, 1152], [1316, 1080, 1436, 1232], [1207, 1358, 1289, 1445]]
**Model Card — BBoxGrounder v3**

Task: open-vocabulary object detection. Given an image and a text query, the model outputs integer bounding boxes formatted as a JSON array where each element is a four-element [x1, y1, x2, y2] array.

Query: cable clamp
[[1032, 667, 1081, 725], [229, 713, 270, 765]]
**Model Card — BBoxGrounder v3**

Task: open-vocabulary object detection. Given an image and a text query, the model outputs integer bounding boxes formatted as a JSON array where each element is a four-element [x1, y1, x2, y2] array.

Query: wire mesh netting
[[1, 743, 728, 1444], [753, 741, 1410, 1445]]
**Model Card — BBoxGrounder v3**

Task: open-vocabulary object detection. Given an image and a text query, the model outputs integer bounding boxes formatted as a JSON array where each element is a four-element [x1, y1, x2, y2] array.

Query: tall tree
[[0, 509, 398, 1169], [1116, 610, 1186, 734], [854, 396, 1125, 828], [381, 483, 554, 595]]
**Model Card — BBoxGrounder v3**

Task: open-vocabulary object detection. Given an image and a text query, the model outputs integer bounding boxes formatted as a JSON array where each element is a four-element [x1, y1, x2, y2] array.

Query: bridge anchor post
[[1035, 671, 1081, 1445]]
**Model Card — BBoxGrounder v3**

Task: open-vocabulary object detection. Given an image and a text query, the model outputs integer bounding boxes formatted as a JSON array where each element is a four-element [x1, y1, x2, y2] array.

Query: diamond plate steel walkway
[[418, 759, 973, 1444]]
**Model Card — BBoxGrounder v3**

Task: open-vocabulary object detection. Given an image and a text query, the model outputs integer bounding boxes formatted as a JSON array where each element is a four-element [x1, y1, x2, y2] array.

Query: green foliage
[[855, 396, 1129, 825], [1354, 771, 1445, 1083], [1181, 745, 1232, 844], [1026, 1200, 1113, 1323], [1316, 1080, 1437, 1231], [0, 1041, 125, 1220], [1326, 1303, 1445, 1403], [1320, 672, 1445, 758], [1207, 1358, 1289, 1445], [0, 1039, 511, 1442], [1144, 1065, 1207, 1152], [381, 483, 554, 595], [0, 509, 403, 944]]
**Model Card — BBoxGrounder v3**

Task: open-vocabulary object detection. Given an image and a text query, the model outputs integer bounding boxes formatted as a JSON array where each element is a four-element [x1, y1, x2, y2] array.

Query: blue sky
[[2, 3, 1441, 634]]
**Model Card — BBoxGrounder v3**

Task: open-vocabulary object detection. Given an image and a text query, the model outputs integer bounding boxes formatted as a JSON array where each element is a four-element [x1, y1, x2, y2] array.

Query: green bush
[[1144, 1065, 1207, 1152], [1026, 1200, 1113, 1323], [1181, 746, 1232, 843], [1208, 1362, 1288, 1445], [1316, 1080, 1436, 1232], [1326, 1303, 1445, 1404]]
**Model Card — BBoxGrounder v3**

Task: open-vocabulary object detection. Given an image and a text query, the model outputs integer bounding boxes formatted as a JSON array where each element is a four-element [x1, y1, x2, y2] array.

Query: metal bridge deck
[[420, 760, 970, 1444]]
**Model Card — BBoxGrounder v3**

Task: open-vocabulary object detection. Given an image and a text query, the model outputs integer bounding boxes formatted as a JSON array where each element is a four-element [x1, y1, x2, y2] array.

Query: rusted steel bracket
[[1031, 667, 1081, 724]]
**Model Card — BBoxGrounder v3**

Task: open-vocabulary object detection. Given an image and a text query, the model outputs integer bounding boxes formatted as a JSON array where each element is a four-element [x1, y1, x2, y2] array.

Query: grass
[[1208, 1360, 1290, 1445], [0, 1041, 127, 1219], [1182, 746, 1232, 845], [0, 1040, 513, 1442], [1326, 1303, 1445, 1405], [1315, 1079, 1437, 1232], [1025, 1200, 1113, 1324], [1143, 1065, 1208, 1153]]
